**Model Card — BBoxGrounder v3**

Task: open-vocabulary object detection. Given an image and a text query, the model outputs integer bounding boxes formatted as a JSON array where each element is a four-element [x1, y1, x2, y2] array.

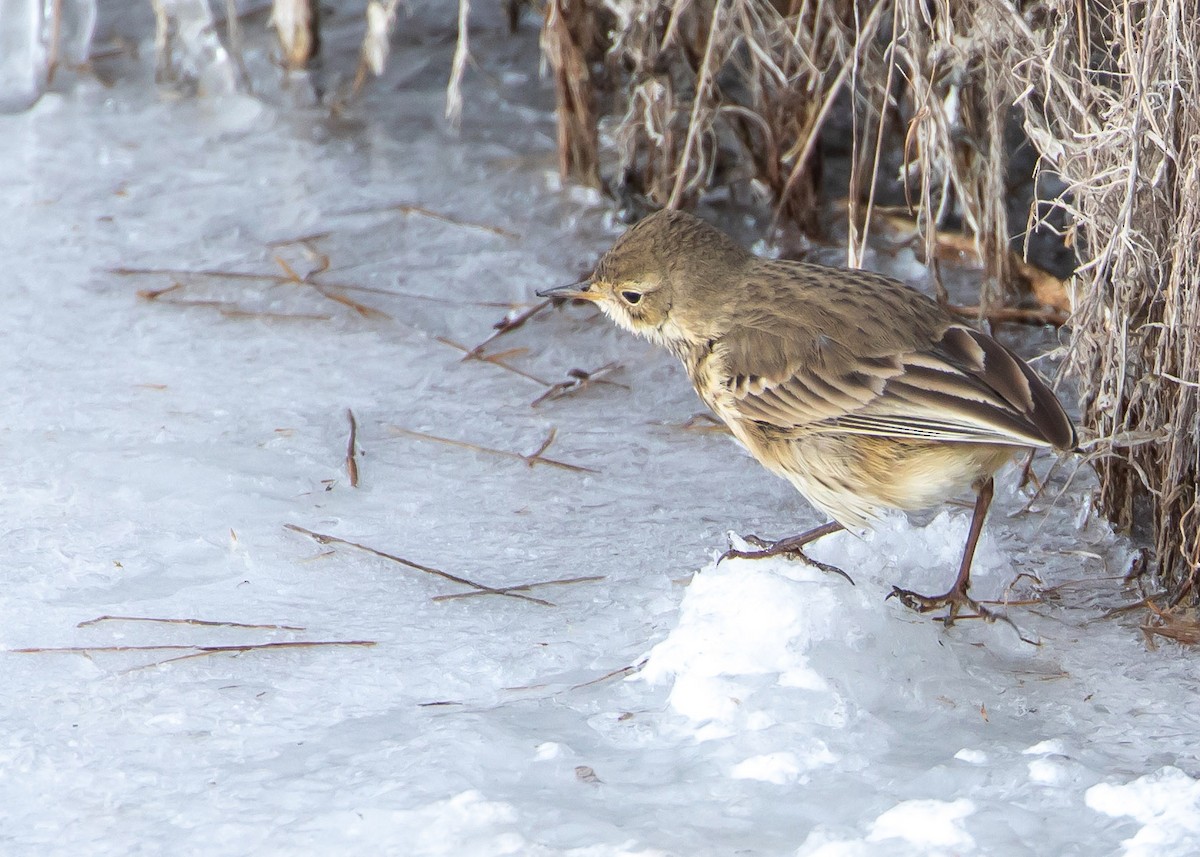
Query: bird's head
[[538, 209, 750, 350]]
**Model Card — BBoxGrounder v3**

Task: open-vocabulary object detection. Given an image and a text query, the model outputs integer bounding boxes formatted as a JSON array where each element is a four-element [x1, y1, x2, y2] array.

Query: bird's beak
[[537, 279, 599, 301]]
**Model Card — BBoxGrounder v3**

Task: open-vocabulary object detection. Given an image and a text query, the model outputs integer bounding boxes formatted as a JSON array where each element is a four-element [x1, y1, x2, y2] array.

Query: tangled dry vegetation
[[539, 0, 1199, 602]]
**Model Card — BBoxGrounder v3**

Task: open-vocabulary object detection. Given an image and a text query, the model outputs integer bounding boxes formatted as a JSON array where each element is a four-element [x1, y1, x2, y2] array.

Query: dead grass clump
[[544, 1, 888, 235], [1012, 0, 1200, 602], [543, 1, 1068, 299]]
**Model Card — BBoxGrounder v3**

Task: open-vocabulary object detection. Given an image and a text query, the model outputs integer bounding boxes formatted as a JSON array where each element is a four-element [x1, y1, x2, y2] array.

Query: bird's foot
[[887, 584, 1038, 643], [886, 582, 993, 626], [719, 533, 854, 585]]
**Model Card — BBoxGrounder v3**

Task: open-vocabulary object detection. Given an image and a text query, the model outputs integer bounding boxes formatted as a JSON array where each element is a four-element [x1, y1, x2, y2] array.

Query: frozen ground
[[2, 4, 1199, 856]]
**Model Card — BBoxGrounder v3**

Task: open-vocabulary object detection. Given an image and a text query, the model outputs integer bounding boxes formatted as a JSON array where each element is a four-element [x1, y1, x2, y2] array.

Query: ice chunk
[[152, 0, 237, 95], [0, 0, 46, 112], [52, 0, 97, 66]]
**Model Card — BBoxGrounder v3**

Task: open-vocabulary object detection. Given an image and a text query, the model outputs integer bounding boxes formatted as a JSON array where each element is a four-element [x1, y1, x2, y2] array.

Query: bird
[[538, 208, 1077, 624]]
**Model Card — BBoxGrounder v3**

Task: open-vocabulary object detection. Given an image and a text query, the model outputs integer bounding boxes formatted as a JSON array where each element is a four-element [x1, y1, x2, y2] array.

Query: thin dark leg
[[888, 478, 995, 624], [719, 521, 852, 584]]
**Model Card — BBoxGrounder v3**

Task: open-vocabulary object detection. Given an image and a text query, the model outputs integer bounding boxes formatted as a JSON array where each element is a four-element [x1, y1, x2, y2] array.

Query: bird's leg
[[888, 478, 995, 625], [720, 521, 853, 584]]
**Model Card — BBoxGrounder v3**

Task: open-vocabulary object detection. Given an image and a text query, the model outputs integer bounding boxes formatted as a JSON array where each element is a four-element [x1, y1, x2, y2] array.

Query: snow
[[1087, 767, 1200, 857], [1, 2, 1197, 855]]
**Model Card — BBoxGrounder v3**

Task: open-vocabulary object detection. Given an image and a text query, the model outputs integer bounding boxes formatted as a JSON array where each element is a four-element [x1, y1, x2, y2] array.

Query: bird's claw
[[719, 534, 855, 585], [886, 585, 994, 626]]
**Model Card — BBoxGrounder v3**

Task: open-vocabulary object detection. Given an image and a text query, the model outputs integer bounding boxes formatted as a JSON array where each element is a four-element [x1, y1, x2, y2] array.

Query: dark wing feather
[[714, 264, 1076, 451]]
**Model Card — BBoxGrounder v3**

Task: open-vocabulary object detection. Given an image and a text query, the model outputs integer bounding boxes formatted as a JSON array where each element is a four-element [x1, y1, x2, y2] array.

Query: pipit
[[539, 209, 1077, 624]]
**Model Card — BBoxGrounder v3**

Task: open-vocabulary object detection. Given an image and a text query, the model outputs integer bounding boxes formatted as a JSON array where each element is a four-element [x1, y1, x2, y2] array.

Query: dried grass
[[1013, 0, 1200, 601]]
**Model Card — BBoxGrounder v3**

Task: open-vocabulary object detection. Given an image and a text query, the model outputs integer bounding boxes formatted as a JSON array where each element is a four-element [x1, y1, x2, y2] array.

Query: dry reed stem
[[285, 524, 557, 607], [432, 574, 605, 602], [12, 641, 373, 655], [272, 0, 320, 71], [265, 230, 333, 247], [119, 264, 518, 309], [1142, 602, 1200, 648], [460, 300, 553, 361], [676, 413, 730, 433], [271, 254, 390, 319], [946, 304, 1068, 329], [345, 408, 361, 487], [352, 202, 521, 239], [77, 615, 305, 630], [137, 284, 333, 321], [387, 425, 598, 474], [119, 246, 391, 321], [446, 0, 472, 124], [436, 336, 553, 386], [569, 657, 647, 690], [542, 0, 603, 184], [13, 640, 375, 672], [531, 361, 626, 407]]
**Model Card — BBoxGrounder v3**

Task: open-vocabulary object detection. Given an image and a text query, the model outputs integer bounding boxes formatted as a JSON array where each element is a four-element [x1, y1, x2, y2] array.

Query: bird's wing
[[716, 280, 1075, 450]]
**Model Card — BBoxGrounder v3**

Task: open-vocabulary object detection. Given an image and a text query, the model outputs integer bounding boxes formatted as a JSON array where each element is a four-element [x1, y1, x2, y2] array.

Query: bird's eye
[[620, 290, 642, 305]]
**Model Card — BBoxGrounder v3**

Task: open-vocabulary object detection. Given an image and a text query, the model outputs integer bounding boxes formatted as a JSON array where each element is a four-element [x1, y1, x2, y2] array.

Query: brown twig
[[346, 408, 361, 488], [674, 413, 731, 433], [531, 362, 627, 407], [284, 524, 556, 607], [118, 265, 516, 308], [118, 254, 391, 320], [217, 307, 332, 321], [137, 283, 333, 320], [432, 574, 606, 602], [570, 658, 648, 690], [116, 266, 289, 282], [461, 299, 553, 359], [337, 201, 520, 239], [13, 640, 374, 656], [272, 255, 389, 319], [388, 426, 598, 474], [946, 303, 1069, 328], [265, 230, 333, 248], [76, 615, 305, 630], [435, 336, 552, 386], [1141, 601, 1200, 647]]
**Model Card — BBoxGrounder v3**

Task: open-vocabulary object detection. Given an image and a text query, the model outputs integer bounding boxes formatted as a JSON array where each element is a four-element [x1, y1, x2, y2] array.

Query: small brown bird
[[540, 209, 1076, 623]]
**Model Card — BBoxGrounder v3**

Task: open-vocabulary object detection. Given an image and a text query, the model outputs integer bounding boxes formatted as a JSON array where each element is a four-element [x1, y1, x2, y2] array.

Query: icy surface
[[1, 3, 1197, 855]]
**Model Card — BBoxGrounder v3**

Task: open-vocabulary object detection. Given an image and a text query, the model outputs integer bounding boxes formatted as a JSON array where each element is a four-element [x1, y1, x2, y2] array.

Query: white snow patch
[[866, 798, 976, 850], [1023, 738, 1068, 755], [954, 748, 989, 765], [1086, 767, 1200, 857], [639, 555, 839, 734], [731, 751, 804, 784], [1028, 757, 1069, 785]]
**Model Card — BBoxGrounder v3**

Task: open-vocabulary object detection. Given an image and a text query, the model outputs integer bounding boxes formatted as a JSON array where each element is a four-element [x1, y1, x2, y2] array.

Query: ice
[[152, 0, 237, 95], [54, 0, 97, 66], [0, 1, 1196, 854], [0, 0, 46, 112]]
